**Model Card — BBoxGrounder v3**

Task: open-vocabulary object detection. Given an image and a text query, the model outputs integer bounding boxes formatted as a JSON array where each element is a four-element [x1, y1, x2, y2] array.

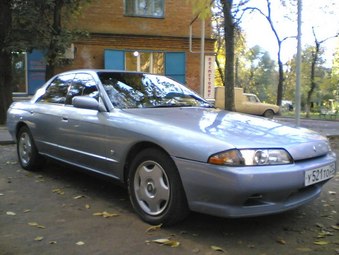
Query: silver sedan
[[7, 70, 337, 226]]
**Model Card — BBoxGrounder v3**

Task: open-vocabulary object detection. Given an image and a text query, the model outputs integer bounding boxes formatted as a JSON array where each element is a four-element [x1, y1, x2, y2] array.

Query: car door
[[59, 73, 114, 175], [32, 73, 75, 157]]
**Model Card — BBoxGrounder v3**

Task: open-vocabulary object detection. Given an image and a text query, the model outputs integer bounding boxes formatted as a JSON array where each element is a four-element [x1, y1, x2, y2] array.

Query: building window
[[125, 51, 164, 74], [125, 0, 164, 18]]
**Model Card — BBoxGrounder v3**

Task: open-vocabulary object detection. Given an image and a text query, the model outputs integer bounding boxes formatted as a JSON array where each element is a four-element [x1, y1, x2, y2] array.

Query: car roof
[[58, 69, 151, 76]]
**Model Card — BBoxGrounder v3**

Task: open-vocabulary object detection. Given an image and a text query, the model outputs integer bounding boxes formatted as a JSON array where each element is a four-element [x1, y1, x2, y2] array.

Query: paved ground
[[0, 142, 338, 255]]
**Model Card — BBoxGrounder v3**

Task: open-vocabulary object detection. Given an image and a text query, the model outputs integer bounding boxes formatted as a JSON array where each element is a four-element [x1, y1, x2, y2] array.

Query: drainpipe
[[200, 19, 205, 96], [189, 17, 214, 97]]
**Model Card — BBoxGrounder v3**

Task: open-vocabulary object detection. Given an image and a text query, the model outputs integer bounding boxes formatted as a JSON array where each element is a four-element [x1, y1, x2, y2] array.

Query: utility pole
[[295, 0, 302, 126]]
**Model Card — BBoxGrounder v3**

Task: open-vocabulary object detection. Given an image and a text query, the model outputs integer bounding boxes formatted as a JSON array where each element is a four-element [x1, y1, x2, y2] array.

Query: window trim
[[125, 50, 165, 74], [124, 0, 165, 19]]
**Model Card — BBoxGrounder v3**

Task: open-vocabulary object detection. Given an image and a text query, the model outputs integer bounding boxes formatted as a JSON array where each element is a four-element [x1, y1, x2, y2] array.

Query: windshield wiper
[[151, 103, 194, 108]]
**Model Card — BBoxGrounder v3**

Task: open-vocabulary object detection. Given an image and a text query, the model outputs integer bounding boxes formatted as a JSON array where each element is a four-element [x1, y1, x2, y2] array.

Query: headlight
[[208, 149, 293, 166]]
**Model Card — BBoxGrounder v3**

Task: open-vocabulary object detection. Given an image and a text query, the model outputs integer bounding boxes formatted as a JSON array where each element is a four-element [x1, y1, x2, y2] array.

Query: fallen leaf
[[192, 248, 200, 253], [34, 236, 44, 241], [85, 204, 90, 209], [52, 188, 64, 195], [314, 240, 329, 245], [317, 230, 333, 238], [146, 224, 162, 233], [0, 193, 4, 196], [331, 225, 339, 230], [211, 245, 225, 252], [6, 161, 17, 165], [316, 223, 324, 229], [28, 222, 45, 229], [150, 238, 180, 247], [23, 209, 31, 213], [93, 211, 119, 218], [276, 239, 286, 245], [73, 195, 85, 199], [76, 241, 85, 246], [49, 241, 57, 244], [6, 211, 16, 216], [329, 191, 336, 195]]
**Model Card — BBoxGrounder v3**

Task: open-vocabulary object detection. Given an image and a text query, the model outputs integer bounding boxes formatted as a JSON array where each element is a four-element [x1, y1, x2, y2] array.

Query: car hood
[[123, 107, 330, 161]]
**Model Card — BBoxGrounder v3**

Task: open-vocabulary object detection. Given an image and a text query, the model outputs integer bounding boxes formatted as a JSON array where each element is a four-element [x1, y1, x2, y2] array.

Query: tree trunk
[[45, 0, 64, 80], [0, 0, 13, 124], [276, 45, 284, 108], [215, 56, 225, 85], [222, 0, 235, 111], [306, 43, 319, 118]]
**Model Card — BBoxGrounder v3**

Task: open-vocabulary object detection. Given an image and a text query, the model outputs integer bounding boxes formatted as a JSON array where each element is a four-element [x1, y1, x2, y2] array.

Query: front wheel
[[128, 148, 189, 226], [17, 126, 44, 171]]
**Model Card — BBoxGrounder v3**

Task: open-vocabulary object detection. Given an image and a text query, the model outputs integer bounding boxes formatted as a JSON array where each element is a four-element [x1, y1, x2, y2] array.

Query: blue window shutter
[[165, 52, 186, 84], [104, 50, 125, 70], [27, 50, 46, 95]]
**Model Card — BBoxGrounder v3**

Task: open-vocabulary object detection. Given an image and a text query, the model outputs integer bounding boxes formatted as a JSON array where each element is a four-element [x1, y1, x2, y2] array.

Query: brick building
[[14, 0, 215, 96]]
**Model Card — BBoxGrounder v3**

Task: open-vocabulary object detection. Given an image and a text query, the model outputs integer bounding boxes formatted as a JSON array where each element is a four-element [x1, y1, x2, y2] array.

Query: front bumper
[[174, 153, 336, 218]]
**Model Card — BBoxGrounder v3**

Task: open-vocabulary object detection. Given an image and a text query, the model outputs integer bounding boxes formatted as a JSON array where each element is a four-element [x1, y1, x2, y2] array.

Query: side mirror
[[72, 96, 103, 111]]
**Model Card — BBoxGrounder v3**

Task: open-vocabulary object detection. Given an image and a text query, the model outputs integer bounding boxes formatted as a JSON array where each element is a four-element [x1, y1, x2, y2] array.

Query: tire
[[263, 109, 274, 119], [17, 126, 44, 171], [128, 148, 189, 226]]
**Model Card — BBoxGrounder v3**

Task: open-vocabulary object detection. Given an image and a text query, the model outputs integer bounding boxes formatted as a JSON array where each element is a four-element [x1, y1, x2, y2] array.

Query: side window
[[39, 74, 75, 104], [65, 73, 99, 105]]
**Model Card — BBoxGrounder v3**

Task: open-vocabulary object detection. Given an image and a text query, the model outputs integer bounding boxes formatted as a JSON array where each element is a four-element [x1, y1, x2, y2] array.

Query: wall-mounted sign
[[204, 55, 215, 99]]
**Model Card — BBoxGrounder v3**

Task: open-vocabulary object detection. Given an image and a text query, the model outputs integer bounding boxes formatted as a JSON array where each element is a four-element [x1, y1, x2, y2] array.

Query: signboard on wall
[[204, 55, 215, 99]]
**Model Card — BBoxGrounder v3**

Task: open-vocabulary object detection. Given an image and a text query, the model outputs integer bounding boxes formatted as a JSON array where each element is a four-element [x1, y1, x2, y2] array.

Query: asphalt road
[[0, 141, 338, 255]]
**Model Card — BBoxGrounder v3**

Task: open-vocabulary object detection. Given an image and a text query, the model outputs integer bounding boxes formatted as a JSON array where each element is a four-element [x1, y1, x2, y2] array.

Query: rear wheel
[[128, 148, 189, 226], [17, 126, 44, 171], [263, 109, 274, 118]]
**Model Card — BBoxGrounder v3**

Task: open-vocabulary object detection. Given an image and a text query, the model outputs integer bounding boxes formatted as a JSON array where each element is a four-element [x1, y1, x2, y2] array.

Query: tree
[[218, 0, 252, 111], [305, 28, 338, 117], [28, 0, 90, 80], [0, 0, 89, 124], [246, 0, 296, 107], [221, 0, 236, 110], [42, 0, 89, 80], [0, 0, 13, 125], [212, 1, 247, 89]]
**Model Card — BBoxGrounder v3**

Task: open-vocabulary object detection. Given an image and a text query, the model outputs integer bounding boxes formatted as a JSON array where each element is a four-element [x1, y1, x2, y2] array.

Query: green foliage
[[187, 0, 212, 18], [9, 0, 90, 66], [284, 44, 337, 110]]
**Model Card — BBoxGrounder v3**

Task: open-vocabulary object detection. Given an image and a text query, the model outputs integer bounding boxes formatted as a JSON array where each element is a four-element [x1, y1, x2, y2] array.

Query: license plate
[[305, 163, 336, 186]]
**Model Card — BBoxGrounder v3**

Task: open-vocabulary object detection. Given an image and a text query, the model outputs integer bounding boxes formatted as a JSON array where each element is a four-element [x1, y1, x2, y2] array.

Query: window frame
[[125, 51, 164, 74], [124, 0, 165, 18]]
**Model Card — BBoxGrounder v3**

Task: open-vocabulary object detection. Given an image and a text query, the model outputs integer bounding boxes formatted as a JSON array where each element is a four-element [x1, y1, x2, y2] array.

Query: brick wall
[[74, 0, 212, 38], [57, 0, 215, 94]]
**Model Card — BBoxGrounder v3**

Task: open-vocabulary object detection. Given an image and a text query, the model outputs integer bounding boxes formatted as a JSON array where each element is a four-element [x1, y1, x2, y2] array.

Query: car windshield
[[98, 72, 211, 109]]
